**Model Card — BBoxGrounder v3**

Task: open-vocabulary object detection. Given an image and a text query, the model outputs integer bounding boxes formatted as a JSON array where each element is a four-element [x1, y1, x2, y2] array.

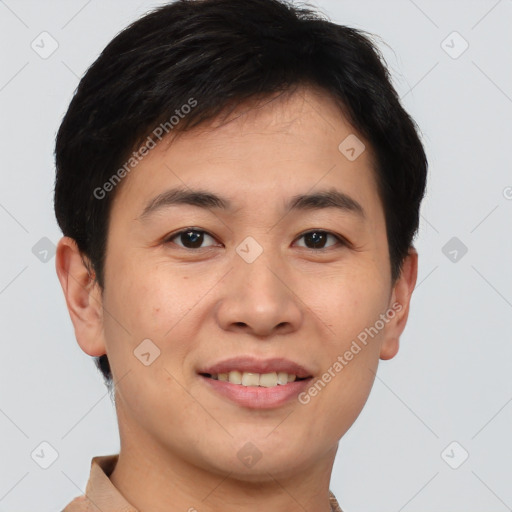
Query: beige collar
[[63, 454, 344, 512]]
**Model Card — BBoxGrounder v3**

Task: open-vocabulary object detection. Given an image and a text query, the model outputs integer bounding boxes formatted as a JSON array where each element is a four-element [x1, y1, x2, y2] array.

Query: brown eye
[[295, 230, 342, 250], [167, 229, 217, 249]]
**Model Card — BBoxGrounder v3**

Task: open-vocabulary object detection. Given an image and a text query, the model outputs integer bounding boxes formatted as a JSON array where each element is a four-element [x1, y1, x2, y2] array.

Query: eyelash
[[163, 228, 349, 252]]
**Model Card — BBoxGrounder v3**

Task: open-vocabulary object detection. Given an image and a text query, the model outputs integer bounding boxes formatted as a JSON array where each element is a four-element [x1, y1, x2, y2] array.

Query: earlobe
[[55, 236, 107, 357], [379, 248, 418, 361]]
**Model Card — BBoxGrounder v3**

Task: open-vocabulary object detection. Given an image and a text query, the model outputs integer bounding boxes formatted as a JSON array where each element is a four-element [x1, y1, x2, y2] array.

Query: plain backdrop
[[0, 0, 511, 511]]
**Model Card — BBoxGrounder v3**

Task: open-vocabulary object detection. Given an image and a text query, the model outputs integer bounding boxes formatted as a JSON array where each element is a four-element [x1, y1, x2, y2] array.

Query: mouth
[[196, 356, 314, 409], [198, 372, 313, 409], [197, 356, 314, 385], [199, 371, 311, 387]]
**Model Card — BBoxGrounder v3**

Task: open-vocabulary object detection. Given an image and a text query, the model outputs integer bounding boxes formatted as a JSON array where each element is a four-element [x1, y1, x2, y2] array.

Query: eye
[[164, 228, 347, 251], [294, 230, 345, 250], [165, 228, 219, 249]]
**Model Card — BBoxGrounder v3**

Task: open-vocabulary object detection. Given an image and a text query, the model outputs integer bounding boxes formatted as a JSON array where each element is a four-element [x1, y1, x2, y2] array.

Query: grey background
[[0, 0, 511, 510]]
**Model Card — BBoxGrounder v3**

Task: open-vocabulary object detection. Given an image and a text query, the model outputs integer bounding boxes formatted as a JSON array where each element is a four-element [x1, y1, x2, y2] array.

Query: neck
[[109, 404, 338, 512]]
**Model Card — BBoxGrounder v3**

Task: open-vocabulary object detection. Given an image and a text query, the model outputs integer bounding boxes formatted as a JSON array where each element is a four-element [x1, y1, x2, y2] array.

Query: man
[[54, 0, 427, 510]]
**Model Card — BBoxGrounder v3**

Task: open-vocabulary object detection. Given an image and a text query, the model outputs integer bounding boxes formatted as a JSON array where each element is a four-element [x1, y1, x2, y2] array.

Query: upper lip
[[198, 356, 313, 379]]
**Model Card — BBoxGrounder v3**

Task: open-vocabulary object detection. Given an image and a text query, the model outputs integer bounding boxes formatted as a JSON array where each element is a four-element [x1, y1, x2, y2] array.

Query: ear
[[379, 247, 418, 360], [55, 236, 106, 357]]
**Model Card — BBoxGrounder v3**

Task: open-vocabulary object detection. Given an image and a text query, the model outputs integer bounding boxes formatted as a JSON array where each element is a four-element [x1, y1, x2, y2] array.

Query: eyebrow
[[138, 186, 365, 221]]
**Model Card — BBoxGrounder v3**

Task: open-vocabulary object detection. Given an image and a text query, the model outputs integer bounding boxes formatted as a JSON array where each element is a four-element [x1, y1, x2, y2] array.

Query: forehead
[[109, 86, 381, 220]]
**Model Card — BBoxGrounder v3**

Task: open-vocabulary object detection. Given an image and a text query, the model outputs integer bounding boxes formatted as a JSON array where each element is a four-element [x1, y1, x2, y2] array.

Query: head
[[55, 0, 426, 480]]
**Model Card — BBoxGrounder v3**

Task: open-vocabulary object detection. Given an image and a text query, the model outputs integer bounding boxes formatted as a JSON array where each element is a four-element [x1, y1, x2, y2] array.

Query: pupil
[[306, 231, 326, 248], [179, 231, 327, 249], [182, 230, 203, 248]]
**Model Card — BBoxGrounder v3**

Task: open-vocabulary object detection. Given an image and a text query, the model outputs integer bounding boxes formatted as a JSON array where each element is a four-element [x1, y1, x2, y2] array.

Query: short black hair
[[54, 0, 428, 389]]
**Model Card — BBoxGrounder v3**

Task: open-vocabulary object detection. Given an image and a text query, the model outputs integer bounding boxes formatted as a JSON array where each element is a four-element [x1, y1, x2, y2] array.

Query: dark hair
[[54, 0, 427, 389]]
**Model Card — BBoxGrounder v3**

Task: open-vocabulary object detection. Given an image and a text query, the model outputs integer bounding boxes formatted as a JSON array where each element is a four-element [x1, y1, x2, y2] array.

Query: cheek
[[311, 275, 388, 388], [106, 260, 194, 335], [315, 269, 390, 347], [297, 279, 389, 441], [101, 262, 211, 384]]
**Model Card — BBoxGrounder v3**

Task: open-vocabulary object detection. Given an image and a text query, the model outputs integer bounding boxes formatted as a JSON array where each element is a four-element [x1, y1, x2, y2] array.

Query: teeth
[[259, 372, 278, 387], [241, 372, 260, 386], [277, 372, 289, 385], [209, 371, 300, 387], [228, 370, 242, 384]]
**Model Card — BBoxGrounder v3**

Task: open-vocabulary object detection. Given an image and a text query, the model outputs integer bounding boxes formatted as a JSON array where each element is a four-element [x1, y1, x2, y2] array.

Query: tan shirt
[[62, 454, 343, 512]]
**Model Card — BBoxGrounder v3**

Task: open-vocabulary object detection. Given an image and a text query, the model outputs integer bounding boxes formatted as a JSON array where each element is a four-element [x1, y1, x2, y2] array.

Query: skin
[[56, 85, 417, 512]]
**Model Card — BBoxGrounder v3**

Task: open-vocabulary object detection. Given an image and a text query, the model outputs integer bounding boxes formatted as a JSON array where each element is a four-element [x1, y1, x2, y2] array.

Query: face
[[57, 86, 417, 482]]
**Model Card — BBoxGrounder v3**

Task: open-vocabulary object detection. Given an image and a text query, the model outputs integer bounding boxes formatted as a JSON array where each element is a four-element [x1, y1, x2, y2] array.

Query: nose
[[215, 249, 304, 337]]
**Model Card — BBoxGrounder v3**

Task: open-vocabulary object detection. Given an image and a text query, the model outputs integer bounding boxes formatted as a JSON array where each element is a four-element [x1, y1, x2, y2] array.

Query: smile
[[201, 371, 308, 387]]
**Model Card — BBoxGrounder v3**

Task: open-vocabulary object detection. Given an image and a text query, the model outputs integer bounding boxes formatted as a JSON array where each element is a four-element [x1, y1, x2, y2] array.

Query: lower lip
[[199, 375, 312, 409]]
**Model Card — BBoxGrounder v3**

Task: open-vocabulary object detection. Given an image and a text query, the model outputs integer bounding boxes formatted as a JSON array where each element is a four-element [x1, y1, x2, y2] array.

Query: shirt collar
[[84, 454, 138, 511], [67, 454, 343, 512]]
